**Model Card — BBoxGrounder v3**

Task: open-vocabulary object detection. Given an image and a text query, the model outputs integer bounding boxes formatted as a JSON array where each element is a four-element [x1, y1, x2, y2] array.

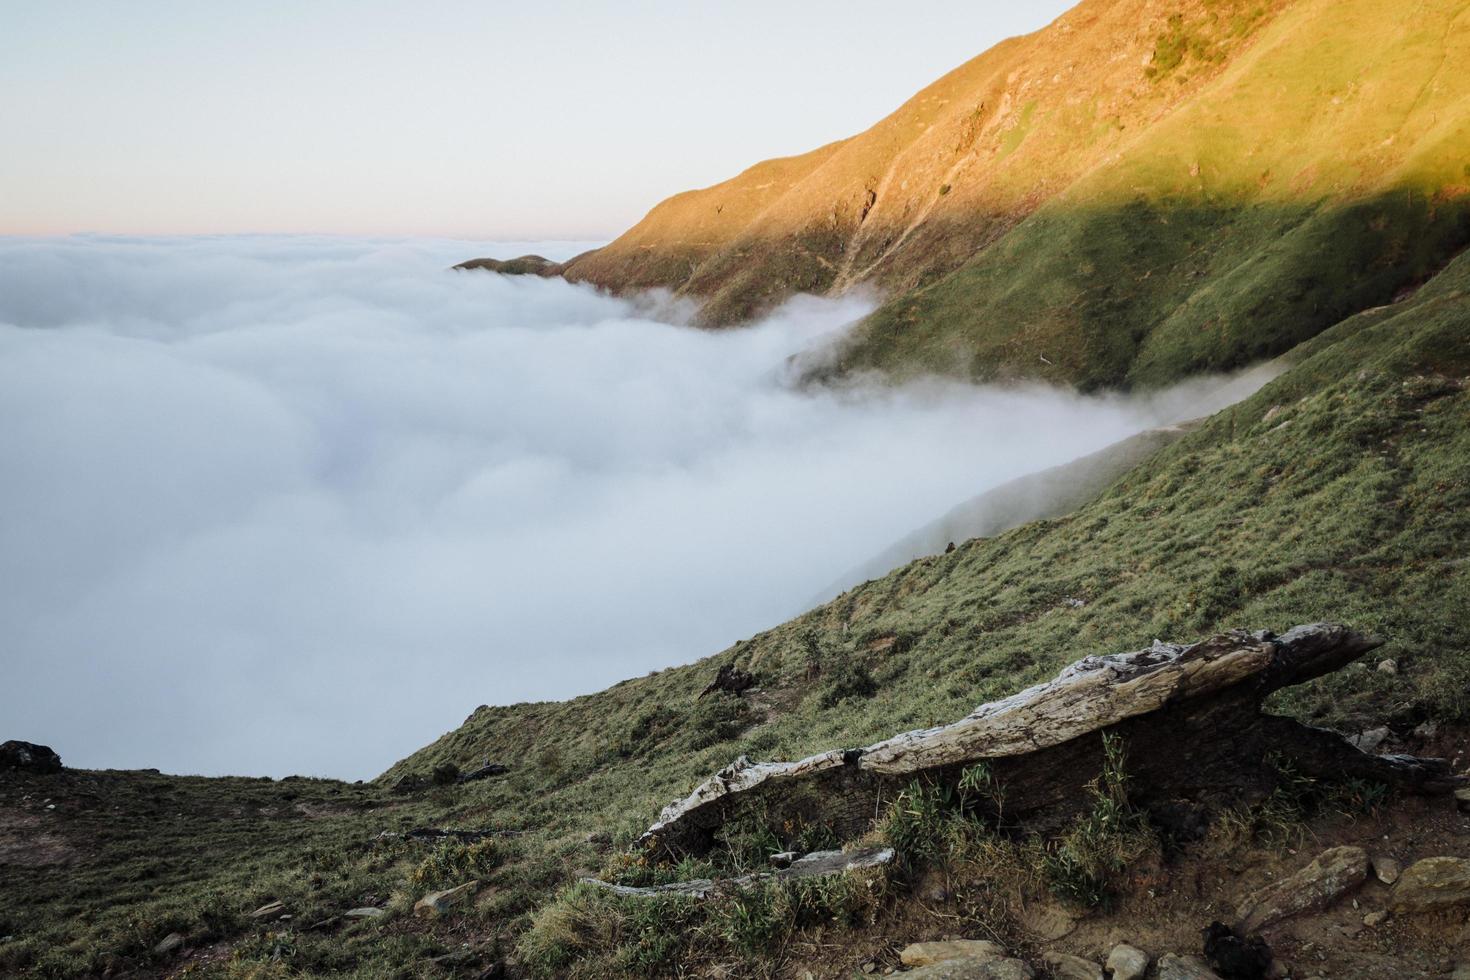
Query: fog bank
[[0, 236, 1273, 779]]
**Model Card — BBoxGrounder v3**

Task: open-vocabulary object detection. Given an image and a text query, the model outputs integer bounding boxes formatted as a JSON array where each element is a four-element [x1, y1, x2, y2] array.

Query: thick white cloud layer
[[0, 236, 1273, 779]]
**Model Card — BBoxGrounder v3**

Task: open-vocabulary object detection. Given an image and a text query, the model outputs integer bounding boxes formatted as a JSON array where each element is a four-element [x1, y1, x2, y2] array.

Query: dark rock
[[0, 741, 62, 774], [457, 763, 509, 784], [1202, 922, 1271, 980], [698, 664, 755, 699], [431, 763, 461, 786]]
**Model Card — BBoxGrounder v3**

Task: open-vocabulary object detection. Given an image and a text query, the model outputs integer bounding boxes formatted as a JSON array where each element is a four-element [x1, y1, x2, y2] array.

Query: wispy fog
[[0, 236, 1274, 779]]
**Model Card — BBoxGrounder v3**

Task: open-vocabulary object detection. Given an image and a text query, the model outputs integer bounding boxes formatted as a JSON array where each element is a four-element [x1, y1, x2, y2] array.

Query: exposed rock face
[[582, 846, 893, 899], [1234, 846, 1369, 932], [900, 940, 1006, 967], [637, 625, 1461, 859], [1389, 857, 1470, 912], [0, 741, 62, 774]]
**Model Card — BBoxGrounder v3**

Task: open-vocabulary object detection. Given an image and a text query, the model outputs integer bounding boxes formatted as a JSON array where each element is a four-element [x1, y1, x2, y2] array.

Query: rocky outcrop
[[0, 741, 62, 774], [1389, 857, 1470, 912], [638, 625, 1462, 859], [1234, 846, 1369, 932], [582, 845, 893, 899]]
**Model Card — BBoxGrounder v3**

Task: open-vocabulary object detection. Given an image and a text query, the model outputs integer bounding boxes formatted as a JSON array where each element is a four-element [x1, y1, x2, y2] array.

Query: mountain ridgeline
[[536, 0, 1470, 388]]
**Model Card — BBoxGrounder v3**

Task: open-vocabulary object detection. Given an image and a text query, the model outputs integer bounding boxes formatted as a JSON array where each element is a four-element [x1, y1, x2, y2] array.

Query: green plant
[[1041, 734, 1155, 907]]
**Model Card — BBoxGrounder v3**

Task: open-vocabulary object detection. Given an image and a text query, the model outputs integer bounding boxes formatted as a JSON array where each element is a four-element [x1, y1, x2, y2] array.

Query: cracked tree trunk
[[640, 624, 1463, 860]]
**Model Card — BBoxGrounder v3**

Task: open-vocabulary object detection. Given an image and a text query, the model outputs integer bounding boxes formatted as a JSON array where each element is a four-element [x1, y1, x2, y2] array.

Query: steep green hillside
[[551, 0, 1470, 389]]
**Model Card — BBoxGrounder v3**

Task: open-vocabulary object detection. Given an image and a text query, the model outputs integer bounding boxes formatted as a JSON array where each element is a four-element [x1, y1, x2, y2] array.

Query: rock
[[0, 740, 62, 774], [391, 773, 427, 794], [1017, 901, 1077, 940], [1362, 909, 1389, 926], [342, 907, 385, 919], [1235, 846, 1369, 932], [1043, 951, 1104, 980], [431, 762, 461, 786], [900, 940, 1006, 967], [1202, 922, 1271, 980], [1158, 955, 1224, 980], [414, 880, 479, 917], [1106, 943, 1151, 980], [1376, 659, 1398, 675], [457, 763, 509, 784], [698, 663, 755, 699], [249, 900, 286, 919], [769, 850, 797, 869], [1350, 727, 1391, 753], [903, 958, 1035, 979], [1370, 854, 1402, 885], [1455, 786, 1470, 814], [1414, 720, 1440, 740], [1390, 856, 1470, 912], [153, 932, 185, 955]]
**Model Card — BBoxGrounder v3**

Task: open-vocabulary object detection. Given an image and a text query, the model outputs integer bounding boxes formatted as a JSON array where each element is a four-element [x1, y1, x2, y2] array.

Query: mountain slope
[[560, 0, 1470, 388]]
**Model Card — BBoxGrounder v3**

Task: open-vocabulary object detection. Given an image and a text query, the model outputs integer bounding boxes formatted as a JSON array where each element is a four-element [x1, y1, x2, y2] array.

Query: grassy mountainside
[[4, 254, 1468, 980], [563, 0, 1470, 388]]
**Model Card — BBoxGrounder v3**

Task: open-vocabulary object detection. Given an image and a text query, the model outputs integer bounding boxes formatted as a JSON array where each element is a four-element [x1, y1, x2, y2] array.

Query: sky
[[0, 1, 1073, 238], [0, 234, 1274, 779]]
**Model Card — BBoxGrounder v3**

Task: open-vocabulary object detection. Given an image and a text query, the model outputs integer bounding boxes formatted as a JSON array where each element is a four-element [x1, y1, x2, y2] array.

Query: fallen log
[[582, 845, 894, 899], [639, 624, 1463, 860]]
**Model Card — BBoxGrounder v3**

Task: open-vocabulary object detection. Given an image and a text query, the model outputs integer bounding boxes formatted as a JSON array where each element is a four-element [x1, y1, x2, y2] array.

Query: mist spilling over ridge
[[0, 235, 1277, 780]]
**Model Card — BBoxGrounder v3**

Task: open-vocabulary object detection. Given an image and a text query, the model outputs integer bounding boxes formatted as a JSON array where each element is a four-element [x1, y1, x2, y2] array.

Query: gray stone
[[153, 932, 185, 955], [1106, 943, 1151, 980], [900, 940, 1006, 967], [1376, 659, 1398, 675], [1043, 951, 1103, 980], [249, 900, 286, 919], [1350, 727, 1391, 753], [903, 957, 1035, 980], [1390, 856, 1470, 912], [342, 907, 385, 919], [414, 880, 479, 917], [1235, 846, 1369, 932], [1157, 955, 1224, 980], [1362, 909, 1389, 927], [1370, 854, 1401, 885]]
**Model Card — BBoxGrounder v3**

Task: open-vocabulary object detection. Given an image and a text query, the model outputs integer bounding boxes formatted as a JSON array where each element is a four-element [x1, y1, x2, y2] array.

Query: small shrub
[[410, 838, 501, 891], [818, 659, 878, 707]]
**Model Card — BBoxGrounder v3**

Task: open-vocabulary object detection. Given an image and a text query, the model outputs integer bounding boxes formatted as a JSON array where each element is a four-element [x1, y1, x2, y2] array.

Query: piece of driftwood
[[581, 845, 894, 899], [640, 624, 1464, 859]]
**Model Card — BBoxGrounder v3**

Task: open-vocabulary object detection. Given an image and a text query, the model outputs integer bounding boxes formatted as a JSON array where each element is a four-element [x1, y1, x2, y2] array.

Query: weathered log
[[581, 845, 894, 899], [639, 624, 1463, 860]]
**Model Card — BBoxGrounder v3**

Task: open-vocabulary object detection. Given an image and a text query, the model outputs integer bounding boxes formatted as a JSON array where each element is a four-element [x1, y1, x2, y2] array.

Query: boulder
[[249, 900, 286, 919], [1043, 951, 1104, 980], [1362, 910, 1389, 927], [903, 958, 1035, 979], [414, 880, 479, 917], [0, 741, 62, 774], [153, 932, 185, 955], [1235, 846, 1369, 932], [342, 907, 385, 919], [1106, 944, 1151, 980], [1158, 955, 1224, 980], [1370, 854, 1402, 885], [900, 940, 1006, 967], [1389, 856, 1470, 912]]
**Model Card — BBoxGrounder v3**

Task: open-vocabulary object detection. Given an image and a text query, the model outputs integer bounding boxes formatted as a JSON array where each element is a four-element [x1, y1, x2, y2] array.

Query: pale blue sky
[[0, 2, 1072, 238]]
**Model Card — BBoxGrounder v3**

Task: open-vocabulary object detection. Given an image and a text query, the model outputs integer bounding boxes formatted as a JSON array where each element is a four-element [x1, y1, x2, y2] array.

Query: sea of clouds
[[0, 235, 1277, 779]]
